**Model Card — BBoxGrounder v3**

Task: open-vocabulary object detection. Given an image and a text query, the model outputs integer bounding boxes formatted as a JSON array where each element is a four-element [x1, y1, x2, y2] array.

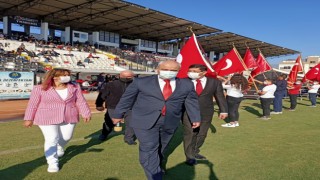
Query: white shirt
[[82, 81, 90, 87], [191, 76, 207, 90], [260, 84, 277, 98], [223, 84, 243, 98], [158, 76, 176, 92], [55, 88, 68, 100], [308, 84, 320, 93]]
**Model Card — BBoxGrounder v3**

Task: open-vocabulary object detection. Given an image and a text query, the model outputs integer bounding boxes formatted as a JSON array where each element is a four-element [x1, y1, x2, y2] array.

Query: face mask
[[314, 82, 319, 85], [120, 78, 133, 83], [263, 81, 268, 85], [295, 82, 301, 85], [60, 76, 71, 83], [159, 70, 178, 79], [187, 72, 200, 80]]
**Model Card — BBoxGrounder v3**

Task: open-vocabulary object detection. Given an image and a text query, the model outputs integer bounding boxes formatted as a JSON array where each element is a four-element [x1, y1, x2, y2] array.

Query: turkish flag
[[287, 55, 303, 84], [243, 48, 257, 69], [176, 33, 215, 78], [302, 63, 320, 82], [212, 48, 246, 76], [250, 52, 272, 78]]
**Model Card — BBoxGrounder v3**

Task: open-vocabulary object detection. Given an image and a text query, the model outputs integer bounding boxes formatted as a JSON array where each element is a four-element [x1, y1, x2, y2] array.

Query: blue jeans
[[309, 93, 317, 106], [273, 91, 286, 112]]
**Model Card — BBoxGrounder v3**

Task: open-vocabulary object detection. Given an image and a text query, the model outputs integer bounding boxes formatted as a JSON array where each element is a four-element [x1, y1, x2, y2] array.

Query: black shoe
[[195, 154, 206, 160], [98, 134, 107, 141], [125, 141, 137, 145], [185, 159, 197, 166]]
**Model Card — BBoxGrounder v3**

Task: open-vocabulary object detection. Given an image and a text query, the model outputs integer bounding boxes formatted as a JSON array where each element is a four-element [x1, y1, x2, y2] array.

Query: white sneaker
[[270, 111, 282, 114], [235, 123, 239, 127], [221, 123, 236, 128], [57, 145, 64, 158], [47, 164, 59, 173]]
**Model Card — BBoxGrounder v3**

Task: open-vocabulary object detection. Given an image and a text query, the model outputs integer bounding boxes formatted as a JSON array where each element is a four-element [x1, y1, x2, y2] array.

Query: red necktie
[[196, 79, 203, 96], [161, 79, 172, 115]]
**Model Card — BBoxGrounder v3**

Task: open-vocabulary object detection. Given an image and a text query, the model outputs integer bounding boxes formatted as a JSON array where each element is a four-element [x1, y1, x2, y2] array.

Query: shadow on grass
[[162, 124, 217, 171], [0, 130, 123, 179], [161, 125, 184, 170], [164, 160, 218, 180], [60, 130, 123, 168], [243, 103, 262, 117], [297, 102, 311, 106], [0, 156, 46, 180]]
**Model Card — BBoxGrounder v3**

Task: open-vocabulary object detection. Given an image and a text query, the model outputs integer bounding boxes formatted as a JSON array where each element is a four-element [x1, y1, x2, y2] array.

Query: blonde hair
[[41, 68, 71, 90]]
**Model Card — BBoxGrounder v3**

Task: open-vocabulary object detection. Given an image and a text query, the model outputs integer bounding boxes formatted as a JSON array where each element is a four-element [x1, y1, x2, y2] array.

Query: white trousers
[[38, 123, 76, 165]]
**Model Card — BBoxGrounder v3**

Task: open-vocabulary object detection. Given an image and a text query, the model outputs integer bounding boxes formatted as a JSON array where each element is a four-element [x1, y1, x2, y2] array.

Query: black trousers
[[133, 115, 176, 180], [102, 109, 136, 142], [260, 98, 274, 116], [289, 94, 298, 109], [226, 96, 243, 122], [182, 113, 211, 160]]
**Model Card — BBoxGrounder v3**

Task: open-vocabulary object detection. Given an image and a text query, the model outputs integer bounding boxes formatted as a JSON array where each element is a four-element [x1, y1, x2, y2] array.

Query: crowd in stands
[[0, 31, 178, 73], [101, 46, 175, 69]]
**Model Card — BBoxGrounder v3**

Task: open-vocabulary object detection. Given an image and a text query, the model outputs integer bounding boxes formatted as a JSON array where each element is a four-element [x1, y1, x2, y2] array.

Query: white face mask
[[187, 72, 200, 80], [263, 81, 268, 85], [159, 70, 178, 79], [314, 82, 319, 85], [60, 76, 71, 83], [295, 82, 301, 85]]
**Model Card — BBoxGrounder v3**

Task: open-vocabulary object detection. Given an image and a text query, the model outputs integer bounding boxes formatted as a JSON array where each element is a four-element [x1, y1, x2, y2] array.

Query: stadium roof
[[0, 0, 299, 57], [197, 32, 299, 57]]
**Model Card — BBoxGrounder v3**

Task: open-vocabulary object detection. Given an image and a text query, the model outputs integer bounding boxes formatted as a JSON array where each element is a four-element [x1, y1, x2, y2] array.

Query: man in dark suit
[[183, 64, 228, 166], [112, 60, 201, 180], [95, 70, 136, 145]]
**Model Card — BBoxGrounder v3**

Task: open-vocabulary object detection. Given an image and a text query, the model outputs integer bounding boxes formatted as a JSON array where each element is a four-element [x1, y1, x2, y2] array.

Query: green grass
[[0, 98, 320, 180]]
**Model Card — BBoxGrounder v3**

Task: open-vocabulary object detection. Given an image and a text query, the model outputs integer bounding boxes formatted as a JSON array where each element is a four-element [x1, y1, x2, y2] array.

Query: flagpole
[[233, 44, 259, 92], [300, 53, 306, 78], [187, 26, 194, 34]]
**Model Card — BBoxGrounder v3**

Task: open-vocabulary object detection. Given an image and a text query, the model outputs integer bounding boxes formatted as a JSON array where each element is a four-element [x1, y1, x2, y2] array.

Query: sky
[[126, 0, 320, 65]]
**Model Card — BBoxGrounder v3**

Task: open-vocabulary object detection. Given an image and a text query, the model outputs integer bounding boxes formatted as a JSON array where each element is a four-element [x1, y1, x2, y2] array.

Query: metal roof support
[[42, 0, 104, 19], [1, 0, 44, 15]]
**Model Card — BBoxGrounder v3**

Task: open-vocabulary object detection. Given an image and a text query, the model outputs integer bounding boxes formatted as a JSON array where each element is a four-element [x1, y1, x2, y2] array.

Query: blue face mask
[[159, 70, 178, 79]]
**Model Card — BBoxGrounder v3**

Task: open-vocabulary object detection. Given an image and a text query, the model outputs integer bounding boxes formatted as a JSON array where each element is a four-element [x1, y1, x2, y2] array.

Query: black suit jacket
[[113, 75, 201, 130], [196, 77, 228, 122]]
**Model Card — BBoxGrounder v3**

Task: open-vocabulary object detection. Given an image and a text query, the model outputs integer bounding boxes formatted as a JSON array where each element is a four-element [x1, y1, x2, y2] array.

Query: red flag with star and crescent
[[176, 33, 215, 78], [302, 63, 320, 82], [212, 48, 246, 76], [287, 55, 303, 84]]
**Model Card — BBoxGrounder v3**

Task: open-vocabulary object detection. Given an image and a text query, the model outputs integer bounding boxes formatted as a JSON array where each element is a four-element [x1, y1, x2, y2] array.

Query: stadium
[[1, 1, 319, 180]]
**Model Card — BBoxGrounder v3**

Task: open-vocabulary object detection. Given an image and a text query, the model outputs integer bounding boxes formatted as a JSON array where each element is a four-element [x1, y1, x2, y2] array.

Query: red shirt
[[288, 84, 302, 95]]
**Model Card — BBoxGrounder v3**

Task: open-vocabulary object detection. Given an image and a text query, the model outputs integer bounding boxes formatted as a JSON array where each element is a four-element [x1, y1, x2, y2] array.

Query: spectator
[[307, 81, 320, 107], [97, 73, 106, 90], [95, 70, 136, 144], [77, 60, 85, 67]]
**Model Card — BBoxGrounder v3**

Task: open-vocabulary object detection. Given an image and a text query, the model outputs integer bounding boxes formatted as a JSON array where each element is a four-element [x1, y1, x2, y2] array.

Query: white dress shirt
[[158, 76, 176, 92], [191, 76, 207, 90]]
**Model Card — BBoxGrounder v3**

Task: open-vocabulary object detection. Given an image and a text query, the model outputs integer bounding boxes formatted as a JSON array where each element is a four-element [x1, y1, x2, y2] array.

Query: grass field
[[0, 98, 319, 180]]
